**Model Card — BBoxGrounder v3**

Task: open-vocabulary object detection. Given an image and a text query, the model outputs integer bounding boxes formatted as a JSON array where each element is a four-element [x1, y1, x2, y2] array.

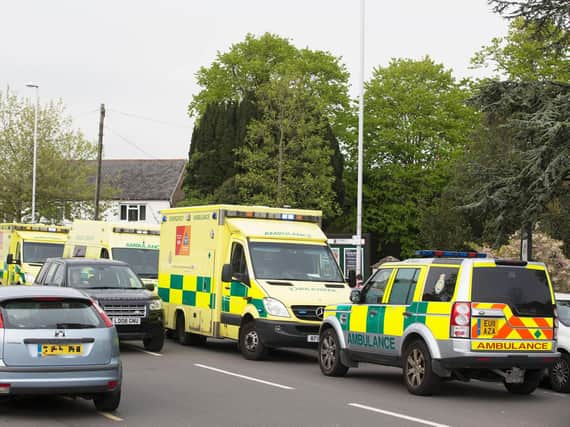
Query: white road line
[[99, 412, 124, 422], [194, 363, 295, 390], [123, 344, 162, 357], [348, 403, 451, 427]]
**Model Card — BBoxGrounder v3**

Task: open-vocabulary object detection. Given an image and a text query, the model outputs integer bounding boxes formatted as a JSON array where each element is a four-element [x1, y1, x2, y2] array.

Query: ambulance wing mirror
[[347, 270, 356, 288], [6, 254, 18, 265], [350, 289, 363, 304], [221, 264, 233, 283]]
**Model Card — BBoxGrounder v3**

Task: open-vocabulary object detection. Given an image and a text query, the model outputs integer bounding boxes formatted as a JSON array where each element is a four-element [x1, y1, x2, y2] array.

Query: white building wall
[[101, 200, 171, 225]]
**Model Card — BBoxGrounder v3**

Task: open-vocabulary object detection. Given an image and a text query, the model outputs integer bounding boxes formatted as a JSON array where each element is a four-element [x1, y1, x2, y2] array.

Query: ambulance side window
[[387, 268, 420, 305], [363, 268, 393, 304], [422, 267, 459, 302], [230, 243, 247, 276], [100, 248, 109, 259]]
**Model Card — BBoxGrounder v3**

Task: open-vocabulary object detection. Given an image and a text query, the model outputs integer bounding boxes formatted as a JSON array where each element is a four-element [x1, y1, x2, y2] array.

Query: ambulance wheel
[[549, 353, 570, 393], [504, 370, 542, 395], [143, 328, 165, 352], [318, 328, 348, 377], [403, 339, 440, 395], [93, 387, 121, 412], [176, 312, 192, 345], [239, 321, 268, 360]]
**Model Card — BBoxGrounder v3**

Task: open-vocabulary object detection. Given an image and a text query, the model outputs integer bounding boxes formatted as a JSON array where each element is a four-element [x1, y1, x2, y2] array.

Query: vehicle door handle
[[224, 286, 230, 290], [369, 310, 377, 316], [403, 311, 413, 317]]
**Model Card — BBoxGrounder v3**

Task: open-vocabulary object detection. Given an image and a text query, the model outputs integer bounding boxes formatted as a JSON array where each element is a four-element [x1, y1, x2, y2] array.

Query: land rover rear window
[[471, 267, 554, 317], [423, 267, 459, 302]]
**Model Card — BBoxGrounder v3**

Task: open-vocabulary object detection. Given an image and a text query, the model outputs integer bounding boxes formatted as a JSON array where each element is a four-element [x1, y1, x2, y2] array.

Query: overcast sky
[[1, 0, 508, 160]]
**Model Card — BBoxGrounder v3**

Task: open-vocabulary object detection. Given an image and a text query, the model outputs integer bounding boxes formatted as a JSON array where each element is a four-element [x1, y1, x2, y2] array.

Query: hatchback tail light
[[91, 299, 113, 328], [0, 384, 10, 394], [107, 380, 118, 391], [0, 310, 4, 329], [450, 302, 471, 338]]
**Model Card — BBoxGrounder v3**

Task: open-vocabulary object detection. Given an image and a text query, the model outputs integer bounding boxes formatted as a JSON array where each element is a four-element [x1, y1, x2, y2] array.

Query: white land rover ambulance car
[[319, 250, 560, 395]]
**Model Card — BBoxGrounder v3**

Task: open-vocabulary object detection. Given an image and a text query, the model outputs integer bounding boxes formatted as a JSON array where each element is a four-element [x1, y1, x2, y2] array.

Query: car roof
[[0, 286, 90, 302], [45, 257, 129, 267]]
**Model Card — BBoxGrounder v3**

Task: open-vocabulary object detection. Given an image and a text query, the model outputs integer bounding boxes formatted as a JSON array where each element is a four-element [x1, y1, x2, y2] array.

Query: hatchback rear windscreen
[[1, 299, 103, 329], [471, 267, 554, 317]]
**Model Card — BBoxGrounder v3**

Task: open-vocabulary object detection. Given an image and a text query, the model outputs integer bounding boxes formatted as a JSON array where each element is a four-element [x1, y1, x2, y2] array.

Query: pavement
[[0, 338, 567, 427]]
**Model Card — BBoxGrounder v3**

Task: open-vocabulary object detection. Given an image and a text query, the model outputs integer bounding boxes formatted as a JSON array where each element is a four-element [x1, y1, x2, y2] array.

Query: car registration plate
[[39, 343, 83, 356], [478, 319, 498, 337], [307, 335, 319, 343], [111, 317, 141, 325]]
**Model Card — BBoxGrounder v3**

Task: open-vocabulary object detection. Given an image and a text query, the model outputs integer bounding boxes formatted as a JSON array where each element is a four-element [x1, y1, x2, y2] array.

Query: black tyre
[[403, 339, 441, 395], [143, 328, 165, 352], [176, 312, 191, 345], [504, 370, 542, 395], [239, 321, 267, 360], [550, 353, 570, 393], [93, 387, 121, 412], [318, 328, 349, 377]]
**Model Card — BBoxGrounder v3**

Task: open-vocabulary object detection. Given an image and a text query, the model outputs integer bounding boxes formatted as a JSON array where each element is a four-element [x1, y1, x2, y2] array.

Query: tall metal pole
[[94, 103, 105, 220], [26, 84, 39, 223], [355, 0, 365, 277]]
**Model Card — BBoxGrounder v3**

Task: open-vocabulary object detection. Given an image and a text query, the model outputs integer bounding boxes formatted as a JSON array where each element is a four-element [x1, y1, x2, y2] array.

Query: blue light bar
[[415, 250, 487, 259]]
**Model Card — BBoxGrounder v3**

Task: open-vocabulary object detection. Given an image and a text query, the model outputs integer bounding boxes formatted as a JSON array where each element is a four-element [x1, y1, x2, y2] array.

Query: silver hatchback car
[[0, 286, 122, 411]]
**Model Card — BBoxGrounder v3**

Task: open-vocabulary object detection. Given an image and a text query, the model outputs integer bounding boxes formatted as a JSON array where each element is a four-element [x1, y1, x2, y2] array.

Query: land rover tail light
[[450, 302, 471, 338]]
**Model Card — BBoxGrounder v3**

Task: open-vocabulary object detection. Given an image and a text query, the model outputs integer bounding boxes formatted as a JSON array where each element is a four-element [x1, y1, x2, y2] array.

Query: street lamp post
[[355, 0, 365, 277], [26, 83, 39, 223]]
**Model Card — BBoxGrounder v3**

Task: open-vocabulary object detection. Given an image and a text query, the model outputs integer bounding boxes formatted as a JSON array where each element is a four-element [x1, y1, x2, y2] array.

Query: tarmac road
[[0, 338, 567, 427]]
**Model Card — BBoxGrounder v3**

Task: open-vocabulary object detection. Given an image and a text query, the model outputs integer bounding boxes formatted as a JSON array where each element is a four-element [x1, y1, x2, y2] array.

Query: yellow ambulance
[[63, 220, 160, 289], [0, 223, 69, 285], [159, 205, 350, 360]]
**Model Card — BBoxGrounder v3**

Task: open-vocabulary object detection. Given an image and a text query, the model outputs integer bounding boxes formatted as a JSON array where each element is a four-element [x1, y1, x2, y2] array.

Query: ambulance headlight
[[149, 299, 162, 311], [24, 273, 35, 284], [263, 298, 290, 318]]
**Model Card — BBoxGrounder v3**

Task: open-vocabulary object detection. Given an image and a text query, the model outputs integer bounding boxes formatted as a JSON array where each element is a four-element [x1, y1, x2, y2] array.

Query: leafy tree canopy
[[0, 88, 98, 222]]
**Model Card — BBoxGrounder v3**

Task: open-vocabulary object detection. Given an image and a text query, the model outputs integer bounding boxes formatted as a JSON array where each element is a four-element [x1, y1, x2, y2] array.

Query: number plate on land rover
[[111, 317, 141, 325]]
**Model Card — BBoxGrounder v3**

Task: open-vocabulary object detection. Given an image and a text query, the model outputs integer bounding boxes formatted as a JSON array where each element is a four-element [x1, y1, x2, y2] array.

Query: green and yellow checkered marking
[[158, 273, 216, 309], [221, 281, 267, 318]]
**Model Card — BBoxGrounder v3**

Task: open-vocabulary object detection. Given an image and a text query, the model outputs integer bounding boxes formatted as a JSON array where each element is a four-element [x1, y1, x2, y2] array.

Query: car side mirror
[[144, 283, 155, 292], [347, 270, 356, 288], [222, 264, 233, 283], [350, 289, 362, 304]]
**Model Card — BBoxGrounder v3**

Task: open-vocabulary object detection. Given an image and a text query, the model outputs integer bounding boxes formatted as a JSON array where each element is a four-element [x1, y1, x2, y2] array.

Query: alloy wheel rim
[[552, 358, 569, 388], [320, 335, 336, 370], [406, 348, 426, 387]]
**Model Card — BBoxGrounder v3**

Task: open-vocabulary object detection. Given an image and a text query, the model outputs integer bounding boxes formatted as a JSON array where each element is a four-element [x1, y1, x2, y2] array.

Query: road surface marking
[[99, 412, 124, 422], [123, 344, 162, 357], [348, 403, 451, 427], [194, 363, 294, 390]]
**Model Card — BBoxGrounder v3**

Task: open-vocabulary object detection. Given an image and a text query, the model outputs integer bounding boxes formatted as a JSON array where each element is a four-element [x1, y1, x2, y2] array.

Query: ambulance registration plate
[[39, 343, 83, 356], [111, 317, 141, 325], [307, 335, 319, 343], [478, 319, 498, 337]]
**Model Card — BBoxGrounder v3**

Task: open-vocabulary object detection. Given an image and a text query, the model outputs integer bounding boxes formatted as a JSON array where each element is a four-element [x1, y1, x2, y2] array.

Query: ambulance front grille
[[291, 305, 325, 321], [102, 304, 147, 317]]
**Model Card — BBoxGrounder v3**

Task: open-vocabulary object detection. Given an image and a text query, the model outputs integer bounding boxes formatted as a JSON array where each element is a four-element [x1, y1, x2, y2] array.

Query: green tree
[[0, 88, 98, 222], [185, 33, 349, 219], [347, 57, 479, 257]]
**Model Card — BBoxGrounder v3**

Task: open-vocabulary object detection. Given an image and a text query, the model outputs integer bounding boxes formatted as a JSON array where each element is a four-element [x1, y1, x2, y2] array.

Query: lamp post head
[[25, 83, 39, 89]]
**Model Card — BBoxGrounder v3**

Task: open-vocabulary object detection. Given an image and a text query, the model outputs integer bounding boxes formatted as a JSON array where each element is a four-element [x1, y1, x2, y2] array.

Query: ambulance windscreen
[[112, 248, 159, 279], [249, 242, 344, 283], [22, 242, 64, 264]]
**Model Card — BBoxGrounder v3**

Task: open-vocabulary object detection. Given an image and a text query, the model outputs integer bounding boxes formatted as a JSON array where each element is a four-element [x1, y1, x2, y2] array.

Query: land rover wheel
[[143, 327, 165, 352], [239, 321, 267, 360], [549, 353, 570, 393], [504, 370, 542, 395], [318, 328, 348, 377], [403, 339, 440, 395]]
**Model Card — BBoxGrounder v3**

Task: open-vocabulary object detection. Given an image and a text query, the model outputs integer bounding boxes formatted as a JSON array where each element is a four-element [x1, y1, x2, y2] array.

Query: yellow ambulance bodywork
[[63, 220, 160, 288], [158, 205, 350, 359], [0, 223, 69, 285]]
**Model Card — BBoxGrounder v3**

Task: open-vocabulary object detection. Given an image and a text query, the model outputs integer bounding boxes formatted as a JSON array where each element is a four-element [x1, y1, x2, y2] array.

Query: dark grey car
[[35, 258, 164, 352], [0, 286, 122, 411]]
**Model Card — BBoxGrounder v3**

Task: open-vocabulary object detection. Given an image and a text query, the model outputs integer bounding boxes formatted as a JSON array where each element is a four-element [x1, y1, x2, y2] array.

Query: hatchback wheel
[[549, 353, 570, 393], [318, 328, 348, 377], [403, 339, 440, 395], [94, 387, 121, 412]]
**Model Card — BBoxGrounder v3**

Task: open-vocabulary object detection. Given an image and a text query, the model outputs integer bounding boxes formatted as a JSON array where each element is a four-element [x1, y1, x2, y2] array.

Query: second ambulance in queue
[[63, 220, 160, 289], [318, 250, 560, 395], [0, 223, 69, 285], [159, 204, 350, 359]]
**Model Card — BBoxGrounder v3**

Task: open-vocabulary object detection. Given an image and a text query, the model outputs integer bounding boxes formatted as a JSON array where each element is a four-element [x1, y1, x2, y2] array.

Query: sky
[[1, 0, 508, 160]]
